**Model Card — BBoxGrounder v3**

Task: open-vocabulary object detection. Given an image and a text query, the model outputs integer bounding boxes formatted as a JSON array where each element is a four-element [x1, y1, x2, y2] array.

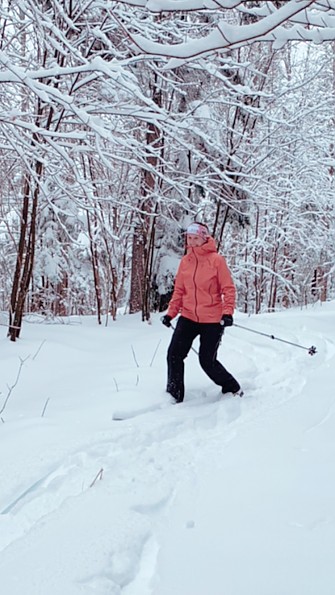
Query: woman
[[161, 222, 242, 403]]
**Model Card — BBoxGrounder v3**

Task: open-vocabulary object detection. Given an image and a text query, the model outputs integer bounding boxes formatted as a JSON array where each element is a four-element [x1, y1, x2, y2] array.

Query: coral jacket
[[167, 237, 236, 323]]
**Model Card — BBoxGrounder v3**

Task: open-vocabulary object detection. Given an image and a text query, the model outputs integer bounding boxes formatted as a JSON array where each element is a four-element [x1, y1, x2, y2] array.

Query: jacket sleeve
[[217, 255, 236, 316], [167, 261, 185, 320]]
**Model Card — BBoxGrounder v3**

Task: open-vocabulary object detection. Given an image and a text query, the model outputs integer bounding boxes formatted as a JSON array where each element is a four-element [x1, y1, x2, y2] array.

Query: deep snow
[[0, 303, 334, 595]]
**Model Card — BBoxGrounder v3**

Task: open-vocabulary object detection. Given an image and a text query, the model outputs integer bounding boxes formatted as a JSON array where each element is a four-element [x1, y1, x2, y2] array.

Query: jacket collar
[[186, 236, 217, 256]]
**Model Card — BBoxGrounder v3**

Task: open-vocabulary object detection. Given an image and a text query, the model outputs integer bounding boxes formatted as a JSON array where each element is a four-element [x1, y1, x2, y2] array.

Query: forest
[[0, 0, 334, 340]]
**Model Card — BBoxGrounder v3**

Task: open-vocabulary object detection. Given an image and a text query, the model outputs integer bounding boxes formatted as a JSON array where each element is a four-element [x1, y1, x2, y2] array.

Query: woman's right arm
[[167, 262, 185, 320]]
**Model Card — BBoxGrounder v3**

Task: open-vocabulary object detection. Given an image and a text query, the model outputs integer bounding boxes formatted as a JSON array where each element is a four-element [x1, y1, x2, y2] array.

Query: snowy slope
[[0, 303, 334, 595]]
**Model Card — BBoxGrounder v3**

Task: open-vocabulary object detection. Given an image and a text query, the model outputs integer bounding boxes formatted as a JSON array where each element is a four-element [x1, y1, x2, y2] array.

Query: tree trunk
[[8, 164, 41, 341], [129, 223, 145, 314], [87, 208, 102, 325], [129, 76, 163, 318]]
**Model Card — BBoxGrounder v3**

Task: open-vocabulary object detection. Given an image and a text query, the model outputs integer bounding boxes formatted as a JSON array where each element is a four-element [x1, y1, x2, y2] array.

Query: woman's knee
[[199, 353, 213, 372]]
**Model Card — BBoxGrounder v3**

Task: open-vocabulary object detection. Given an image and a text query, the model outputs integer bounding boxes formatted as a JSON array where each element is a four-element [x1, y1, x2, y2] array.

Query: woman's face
[[186, 234, 206, 247]]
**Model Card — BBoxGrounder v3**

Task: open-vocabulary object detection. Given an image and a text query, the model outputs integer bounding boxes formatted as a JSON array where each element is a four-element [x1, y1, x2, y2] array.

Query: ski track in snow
[[0, 315, 332, 594], [1, 391, 250, 592]]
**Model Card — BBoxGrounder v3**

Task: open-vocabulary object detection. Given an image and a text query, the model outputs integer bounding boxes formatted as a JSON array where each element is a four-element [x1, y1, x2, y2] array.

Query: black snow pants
[[166, 316, 240, 402]]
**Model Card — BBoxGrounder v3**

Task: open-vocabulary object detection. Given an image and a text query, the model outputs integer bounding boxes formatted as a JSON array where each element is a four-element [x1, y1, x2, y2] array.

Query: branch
[[89, 468, 104, 488], [0, 356, 30, 417], [115, 0, 243, 9], [114, 0, 335, 62]]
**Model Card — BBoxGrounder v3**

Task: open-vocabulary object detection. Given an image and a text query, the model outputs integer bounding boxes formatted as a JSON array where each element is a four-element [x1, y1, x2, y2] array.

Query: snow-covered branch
[[116, 0, 335, 60]]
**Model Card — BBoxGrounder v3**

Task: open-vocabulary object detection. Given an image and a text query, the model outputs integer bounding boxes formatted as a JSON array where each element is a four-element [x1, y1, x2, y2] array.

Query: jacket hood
[[186, 236, 217, 255]]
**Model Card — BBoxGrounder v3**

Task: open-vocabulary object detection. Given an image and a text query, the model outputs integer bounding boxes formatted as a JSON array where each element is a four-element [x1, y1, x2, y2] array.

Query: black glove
[[161, 315, 172, 328], [221, 314, 233, 328]]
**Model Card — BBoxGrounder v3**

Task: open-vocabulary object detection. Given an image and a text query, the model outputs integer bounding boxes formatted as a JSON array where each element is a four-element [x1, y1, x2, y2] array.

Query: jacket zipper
[[192, 249, 200, 322]]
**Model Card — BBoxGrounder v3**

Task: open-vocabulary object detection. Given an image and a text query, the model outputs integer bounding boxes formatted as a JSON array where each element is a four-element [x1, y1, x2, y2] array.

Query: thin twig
[[89, 468, 104, 488], [149, 339, 161, 367], [33, 340, 46, 361], [131, 344, 139, 368], [113, 377, 119, 392], [41, 398, 50, 418], [0, 356, 30, 416]]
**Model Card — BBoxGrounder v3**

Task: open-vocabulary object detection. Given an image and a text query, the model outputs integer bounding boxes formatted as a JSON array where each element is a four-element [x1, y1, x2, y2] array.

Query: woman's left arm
[[217, 255, 236, 315]]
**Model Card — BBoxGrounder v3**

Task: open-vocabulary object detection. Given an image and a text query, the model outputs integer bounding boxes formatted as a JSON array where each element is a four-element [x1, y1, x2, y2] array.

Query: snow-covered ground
[[0, 303, 334, 595]]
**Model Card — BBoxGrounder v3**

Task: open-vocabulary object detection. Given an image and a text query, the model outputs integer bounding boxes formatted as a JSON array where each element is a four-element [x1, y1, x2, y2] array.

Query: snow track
[[0, 307, 334, 594], [0, 388, 249, 592]]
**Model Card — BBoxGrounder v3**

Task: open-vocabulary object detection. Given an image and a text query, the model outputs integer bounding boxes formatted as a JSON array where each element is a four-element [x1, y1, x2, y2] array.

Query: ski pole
[[170, 322, 199, 355], [161, 318, 199, 355], [233, 323, 317, 356], [163, 320, 225, 356]]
